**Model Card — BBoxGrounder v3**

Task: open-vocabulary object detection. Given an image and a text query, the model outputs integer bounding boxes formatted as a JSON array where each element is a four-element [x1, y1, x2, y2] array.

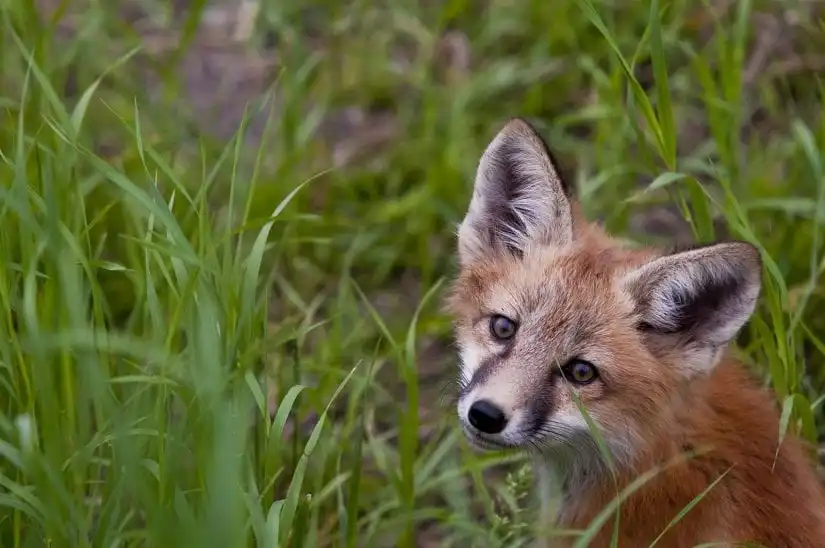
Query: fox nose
[[468, 399, 508, 434]]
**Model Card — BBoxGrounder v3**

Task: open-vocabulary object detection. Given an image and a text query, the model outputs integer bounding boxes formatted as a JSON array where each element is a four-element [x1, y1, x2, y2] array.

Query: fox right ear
[[621, 241, 762, 374], [457, 118, 574, 264]]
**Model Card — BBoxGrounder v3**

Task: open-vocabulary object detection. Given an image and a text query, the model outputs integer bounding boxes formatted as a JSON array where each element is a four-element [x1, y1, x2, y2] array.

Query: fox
[[446, 117, 825, 547]]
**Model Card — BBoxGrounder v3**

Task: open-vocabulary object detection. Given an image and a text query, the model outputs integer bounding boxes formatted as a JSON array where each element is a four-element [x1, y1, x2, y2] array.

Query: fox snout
[[457, 376, 522, 448], [458, 394, 521, 449], [458, 370, 592, 455], [457, 364, 552, 450]]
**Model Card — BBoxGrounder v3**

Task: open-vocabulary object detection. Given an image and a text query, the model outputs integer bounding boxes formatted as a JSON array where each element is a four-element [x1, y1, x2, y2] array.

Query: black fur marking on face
[[462, 355, 502, 397], [522, 373, 557, 439], [524, 390, 554, 437]]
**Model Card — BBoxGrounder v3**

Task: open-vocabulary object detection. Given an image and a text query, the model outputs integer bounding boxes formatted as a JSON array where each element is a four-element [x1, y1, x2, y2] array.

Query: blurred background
[[1, 0, 825, 546]]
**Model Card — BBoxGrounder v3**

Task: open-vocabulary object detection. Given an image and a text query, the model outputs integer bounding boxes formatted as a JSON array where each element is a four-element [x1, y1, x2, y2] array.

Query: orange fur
[[447, 118, 825, 547]]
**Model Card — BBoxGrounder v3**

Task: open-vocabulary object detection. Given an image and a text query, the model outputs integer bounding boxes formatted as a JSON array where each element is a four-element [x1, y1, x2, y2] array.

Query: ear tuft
[[622, 241, 762, 350], [457, 118, 574, 264]]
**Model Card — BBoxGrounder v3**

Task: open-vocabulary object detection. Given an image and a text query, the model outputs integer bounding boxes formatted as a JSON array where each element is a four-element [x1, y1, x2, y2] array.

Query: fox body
[[447, 118, 825, 546]]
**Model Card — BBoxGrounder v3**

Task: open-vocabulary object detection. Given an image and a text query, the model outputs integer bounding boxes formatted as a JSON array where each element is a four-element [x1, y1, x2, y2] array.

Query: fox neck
[[531, 433, 618, 526], [532, 429, 680, 527]]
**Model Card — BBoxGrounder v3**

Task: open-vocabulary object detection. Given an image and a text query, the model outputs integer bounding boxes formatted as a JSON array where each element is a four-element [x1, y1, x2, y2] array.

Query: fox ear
[[621, 242, 762, 373], [457, 118, 574, 264]]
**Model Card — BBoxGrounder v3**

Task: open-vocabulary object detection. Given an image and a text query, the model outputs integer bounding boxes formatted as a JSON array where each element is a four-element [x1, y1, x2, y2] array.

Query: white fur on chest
[[532, 456, 565, 539]]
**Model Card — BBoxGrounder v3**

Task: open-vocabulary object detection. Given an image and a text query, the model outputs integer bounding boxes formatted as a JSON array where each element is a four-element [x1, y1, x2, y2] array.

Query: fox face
[[447, 118, 762, 475]]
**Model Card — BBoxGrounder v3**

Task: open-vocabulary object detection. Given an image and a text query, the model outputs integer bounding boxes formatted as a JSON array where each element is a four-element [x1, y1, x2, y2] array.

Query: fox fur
[[446, 117, 825, 547]]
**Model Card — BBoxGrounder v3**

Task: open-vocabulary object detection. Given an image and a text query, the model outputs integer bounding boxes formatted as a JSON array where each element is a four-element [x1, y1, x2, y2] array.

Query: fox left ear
[[621, 241, 762, 373], [457, 118, 574, 264]]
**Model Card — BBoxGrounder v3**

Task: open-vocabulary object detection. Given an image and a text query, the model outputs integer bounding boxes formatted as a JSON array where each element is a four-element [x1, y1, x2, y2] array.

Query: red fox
[[446, 118, 825, 546]]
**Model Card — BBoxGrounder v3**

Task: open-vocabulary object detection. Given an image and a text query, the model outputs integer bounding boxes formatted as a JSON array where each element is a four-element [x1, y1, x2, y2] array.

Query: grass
[[1, 0, 825, 546]]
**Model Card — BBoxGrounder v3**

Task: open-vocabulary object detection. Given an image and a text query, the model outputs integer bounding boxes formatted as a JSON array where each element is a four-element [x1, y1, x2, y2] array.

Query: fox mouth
[[461, 420, 580, 455], [460, 424, 519, 451]]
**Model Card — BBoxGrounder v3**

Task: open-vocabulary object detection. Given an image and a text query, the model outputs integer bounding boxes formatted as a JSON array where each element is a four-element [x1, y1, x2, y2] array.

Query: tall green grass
[[1, 0, 824, 546]]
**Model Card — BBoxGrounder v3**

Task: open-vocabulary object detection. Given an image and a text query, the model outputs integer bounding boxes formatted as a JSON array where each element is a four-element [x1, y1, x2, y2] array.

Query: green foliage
[[1, 0, 824, 546]]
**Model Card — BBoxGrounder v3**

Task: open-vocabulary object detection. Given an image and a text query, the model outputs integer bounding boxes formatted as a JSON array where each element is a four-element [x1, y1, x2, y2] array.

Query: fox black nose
[[468, 400, 508, 434]]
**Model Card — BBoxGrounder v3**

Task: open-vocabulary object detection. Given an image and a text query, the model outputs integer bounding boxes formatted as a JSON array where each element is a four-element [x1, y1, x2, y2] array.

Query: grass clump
[[1, 0, 825, 546]]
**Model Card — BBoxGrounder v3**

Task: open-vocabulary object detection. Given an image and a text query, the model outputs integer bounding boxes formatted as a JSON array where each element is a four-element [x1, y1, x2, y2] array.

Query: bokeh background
[[2, 0, 825, 546]]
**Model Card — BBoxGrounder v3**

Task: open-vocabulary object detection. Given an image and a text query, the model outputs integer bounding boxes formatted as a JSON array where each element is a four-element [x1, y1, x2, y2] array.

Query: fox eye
[[563, 359, 598, 384], [490, 315, 517, 340]]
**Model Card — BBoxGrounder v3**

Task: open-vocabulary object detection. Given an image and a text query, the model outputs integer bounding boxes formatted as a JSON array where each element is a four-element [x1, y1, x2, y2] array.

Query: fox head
[[447, 118, 762, 473]]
